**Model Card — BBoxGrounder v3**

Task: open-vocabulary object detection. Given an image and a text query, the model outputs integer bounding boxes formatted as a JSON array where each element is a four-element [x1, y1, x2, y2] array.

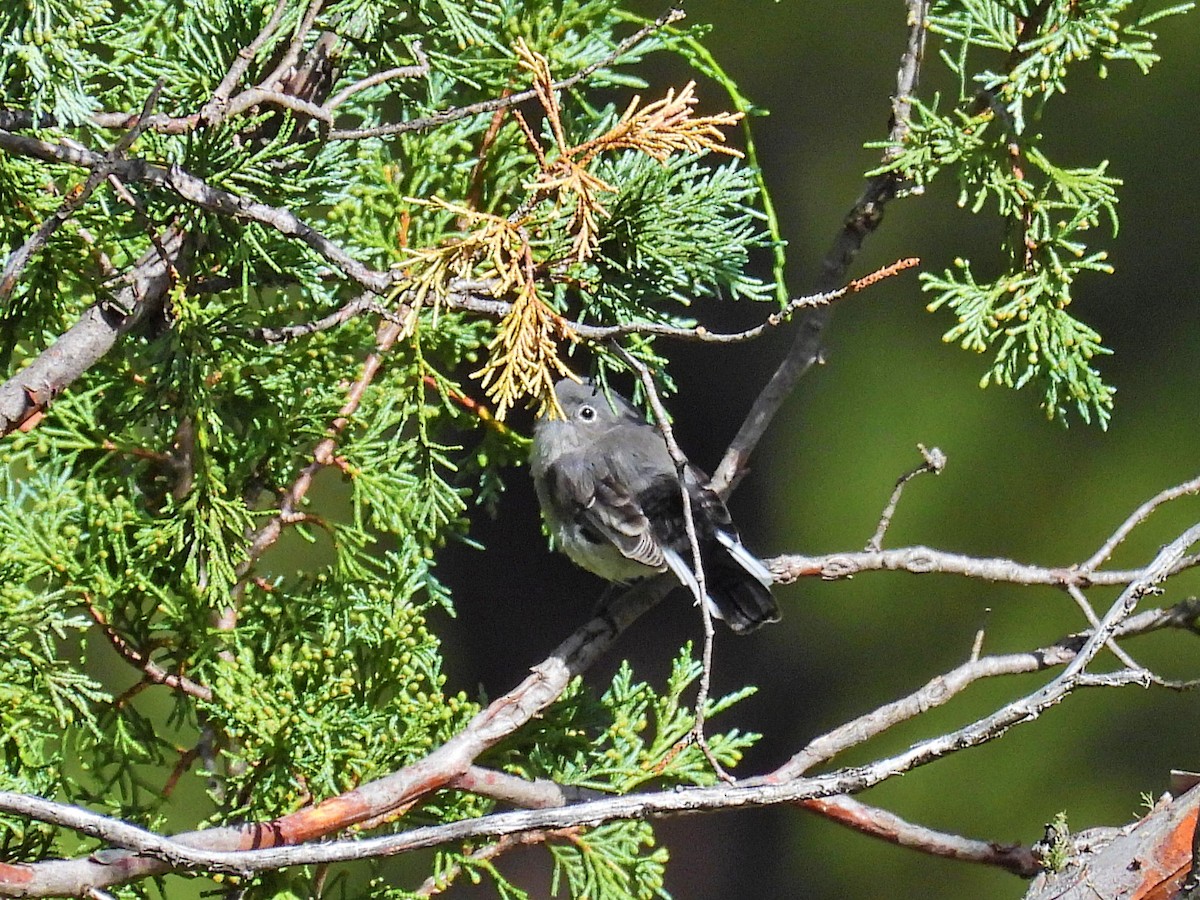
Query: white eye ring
[[578, 404, 596, 421]]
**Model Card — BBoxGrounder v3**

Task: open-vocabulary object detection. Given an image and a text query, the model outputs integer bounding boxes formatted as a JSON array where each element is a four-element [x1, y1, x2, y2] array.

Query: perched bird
[[530, 377, 780, 633]]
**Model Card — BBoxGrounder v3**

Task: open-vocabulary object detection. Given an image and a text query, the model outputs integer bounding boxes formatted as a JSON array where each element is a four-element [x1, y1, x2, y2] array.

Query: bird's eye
[[578, 405, 596, 421]]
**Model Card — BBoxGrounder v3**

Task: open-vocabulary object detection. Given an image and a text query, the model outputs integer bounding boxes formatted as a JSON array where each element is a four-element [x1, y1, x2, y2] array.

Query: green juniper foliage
[[0, 0, 773, 896], [871, 0, 1192, 426]]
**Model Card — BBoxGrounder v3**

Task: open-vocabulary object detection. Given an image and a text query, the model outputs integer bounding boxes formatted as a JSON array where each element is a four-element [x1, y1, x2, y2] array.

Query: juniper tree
[[0, 1, 1196, 899]]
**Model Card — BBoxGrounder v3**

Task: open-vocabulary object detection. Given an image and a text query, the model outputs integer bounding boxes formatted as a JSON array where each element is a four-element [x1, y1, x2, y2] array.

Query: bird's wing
[[587, 477, 666, 569], [548, 453, 666, 569]]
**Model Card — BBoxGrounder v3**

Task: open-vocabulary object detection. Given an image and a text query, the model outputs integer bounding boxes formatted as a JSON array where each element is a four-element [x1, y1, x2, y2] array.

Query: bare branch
[[223, 87, 333, 125], [0, 108, 200, 134], [450, 766, 605, 808], [0, 792, 223, 872], [769, 545, 1200, 588], [252, 293, 408, 342], [774, 525, 1200, 788], [710, 0, 929, 496], [801, 795, 1040, 877], [260, 0, 327, 93], [775, 598, 1198, 781], [0, 226, 190, 436], [440, 281, 860, 344], [1064, 582, 1148, 677]]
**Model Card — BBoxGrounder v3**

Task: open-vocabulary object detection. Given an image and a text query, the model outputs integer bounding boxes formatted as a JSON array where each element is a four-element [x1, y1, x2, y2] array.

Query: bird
[[529, 377, 780, 633]]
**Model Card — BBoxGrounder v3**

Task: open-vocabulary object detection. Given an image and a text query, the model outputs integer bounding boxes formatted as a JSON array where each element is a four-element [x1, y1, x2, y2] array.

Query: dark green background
[[442, 3, 1200, 898]]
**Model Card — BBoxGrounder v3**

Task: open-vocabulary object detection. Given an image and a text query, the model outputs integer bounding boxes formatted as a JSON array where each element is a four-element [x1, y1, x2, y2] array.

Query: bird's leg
[[588, 582, 627, 635], [591, 582, 623, 617]]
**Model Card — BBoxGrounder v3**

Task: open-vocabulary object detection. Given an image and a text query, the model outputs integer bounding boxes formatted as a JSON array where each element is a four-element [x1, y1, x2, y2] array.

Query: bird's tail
[[664, 532, 780, 634]]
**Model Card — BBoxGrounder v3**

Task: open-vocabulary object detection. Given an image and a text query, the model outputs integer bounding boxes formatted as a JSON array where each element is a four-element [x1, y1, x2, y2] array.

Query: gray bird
[[530, 377, 780, 633]]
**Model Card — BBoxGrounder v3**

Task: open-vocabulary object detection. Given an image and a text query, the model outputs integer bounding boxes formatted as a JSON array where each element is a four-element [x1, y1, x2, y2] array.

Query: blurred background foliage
[[443, 2, 1200, 897]]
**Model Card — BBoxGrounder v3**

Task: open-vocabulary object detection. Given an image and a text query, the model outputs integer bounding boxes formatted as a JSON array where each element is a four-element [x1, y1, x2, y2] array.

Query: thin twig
[[0, 106, 197, 133], [969, 624, 987, 663], [1064, 582, 1145, 675], [466, 86, 515, 210], [450, 766, 605, 808], [618, 348, 731, 782], [200, 0, 290, 123], [576, 258, 916, 343], [162, 747, 202, 799], [224, 87, 333, 125], [414, 827, 578, 896], [237, 312, 411, 581], [324, 43, 429, 111], [690, 599, 728, 780], [0, 178, 98, 301], [252, 293, 407, 342], [73, 225, 119, 284], [1080, 473, 1200, 573], [85, 601, 213, 702], [440, 279, 869, 343], [866, 443, 946, 551], [215, 310, 411, 641]]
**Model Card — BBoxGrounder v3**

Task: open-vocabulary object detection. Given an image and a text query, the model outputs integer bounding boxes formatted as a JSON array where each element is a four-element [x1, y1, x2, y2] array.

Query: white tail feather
[[662, 547, 725, 621], [714, 530, 773, 587]]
